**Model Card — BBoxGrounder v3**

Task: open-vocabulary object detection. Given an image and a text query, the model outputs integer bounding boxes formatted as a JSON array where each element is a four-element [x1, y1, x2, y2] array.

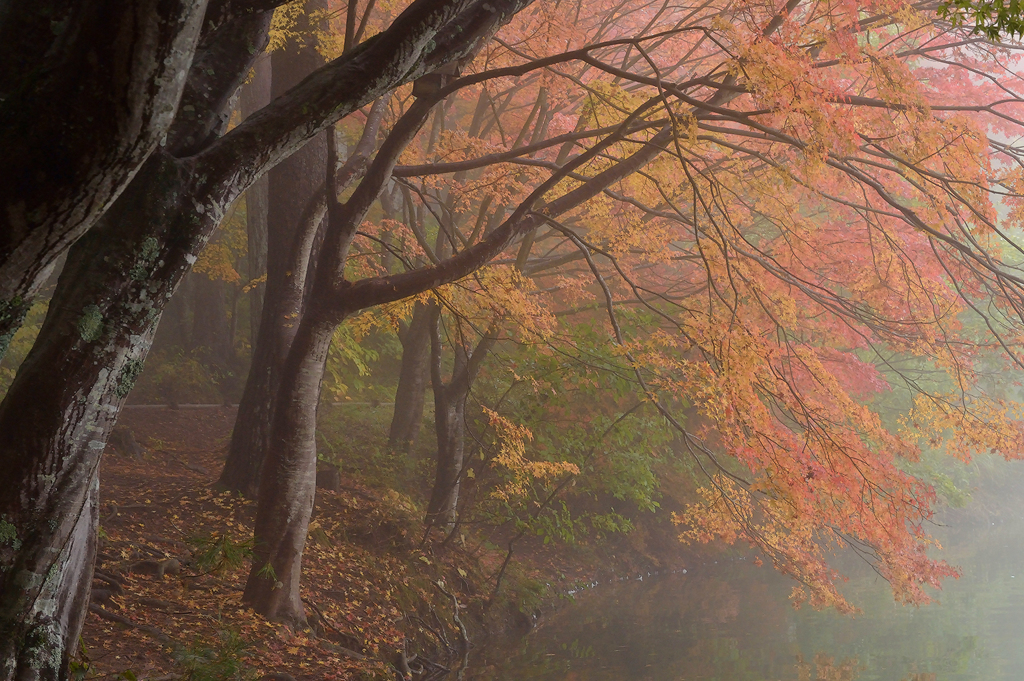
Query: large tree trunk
[[0, 8, 275, 673], [0, 177, 176, 677], [242, 314, 335, 625], [222, 7, 328, 496], [243, 91, 444, 622], [0, 0, 209, 352], [388, 301, 434, 454]]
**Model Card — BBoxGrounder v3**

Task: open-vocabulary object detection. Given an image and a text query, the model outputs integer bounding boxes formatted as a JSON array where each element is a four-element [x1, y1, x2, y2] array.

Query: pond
[[466, 501, 1024, 679]]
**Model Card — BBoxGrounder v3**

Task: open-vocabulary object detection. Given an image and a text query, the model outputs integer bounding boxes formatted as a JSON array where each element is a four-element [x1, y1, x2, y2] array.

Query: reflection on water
[[467, 512, 1024, 680]]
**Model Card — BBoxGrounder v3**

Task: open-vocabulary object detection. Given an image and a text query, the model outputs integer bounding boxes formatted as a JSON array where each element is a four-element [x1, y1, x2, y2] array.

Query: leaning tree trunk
[[0, 8, 275, 674], [388, 301, 434, 454], [0, 0, 208, 354], [242, 313, 336, 625], [0, 162, 185, 677], [221, 7, 328, 496]]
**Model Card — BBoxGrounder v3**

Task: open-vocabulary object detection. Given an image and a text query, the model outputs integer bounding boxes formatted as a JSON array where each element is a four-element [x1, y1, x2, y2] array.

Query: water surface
[[468, 509, 1024, 680]]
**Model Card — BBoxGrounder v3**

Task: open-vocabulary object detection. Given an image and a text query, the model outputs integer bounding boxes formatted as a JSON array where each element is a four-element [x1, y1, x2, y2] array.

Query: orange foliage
[[333, 0, 1024, 610]]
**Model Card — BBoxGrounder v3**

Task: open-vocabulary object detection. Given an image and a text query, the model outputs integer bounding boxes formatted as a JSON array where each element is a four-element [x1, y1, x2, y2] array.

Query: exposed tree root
[[89, 604, 174, 647]]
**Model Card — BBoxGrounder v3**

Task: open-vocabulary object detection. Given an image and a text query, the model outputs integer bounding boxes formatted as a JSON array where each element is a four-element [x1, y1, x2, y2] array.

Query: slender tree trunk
[[425, 310, 470, 530], [388, 301, 434, 454], [242, 313, 336, 625], [240, 56, 271, 341], [191, 274, 242, 401], [427, 388, 469, 530], [222, 7, 328, 496], [425, 314, 500, 531]]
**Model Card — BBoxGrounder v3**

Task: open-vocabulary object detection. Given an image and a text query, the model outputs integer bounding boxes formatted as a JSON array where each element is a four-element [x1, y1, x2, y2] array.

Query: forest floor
[[80, 407, 685, 681]]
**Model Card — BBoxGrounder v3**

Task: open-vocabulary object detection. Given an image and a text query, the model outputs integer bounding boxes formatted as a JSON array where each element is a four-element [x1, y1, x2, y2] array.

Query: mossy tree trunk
[[0, 153, 197, 679], [0, 0, 211, 356]]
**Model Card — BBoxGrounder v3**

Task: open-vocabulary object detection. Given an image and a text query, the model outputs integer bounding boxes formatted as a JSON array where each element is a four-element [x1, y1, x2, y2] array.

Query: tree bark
[[0, 186, 171, 678], [222, 5, 329, 497], [243, 92, 444, 623], [426, 310, 467, 530], [388, 301, 434, 454], [0, 0, 209, 352], [242, 314, 335, 625], [0, 6, 274, 673]]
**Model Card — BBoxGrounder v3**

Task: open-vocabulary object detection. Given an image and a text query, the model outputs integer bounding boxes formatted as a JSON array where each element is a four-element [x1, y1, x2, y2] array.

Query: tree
[[388, 300, 435, 454], [0, 0, 535, 676], [221, 0, 331, 496], [245, 0, 1024, 624], [3, 0, 1024, 674]]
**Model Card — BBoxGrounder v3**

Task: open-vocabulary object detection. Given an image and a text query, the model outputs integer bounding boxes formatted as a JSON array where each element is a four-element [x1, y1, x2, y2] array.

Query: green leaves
[[173, 629, 258, 681], [187, 532, 254, 574], [938, 0, 1024, 38]]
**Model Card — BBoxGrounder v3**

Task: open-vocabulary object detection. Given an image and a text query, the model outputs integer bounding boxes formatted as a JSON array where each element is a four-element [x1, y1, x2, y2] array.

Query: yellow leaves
[[580, 80, 648, 129], [441, 265, 556, 340], [671, 110, 699, 148], [242, 273, 267, 293], [267, 0, 314, 54], [899, 391, 1024, 462], [193, 242, 241, 283], [485, 407, 578, 502], [194, 198, 247, 283]]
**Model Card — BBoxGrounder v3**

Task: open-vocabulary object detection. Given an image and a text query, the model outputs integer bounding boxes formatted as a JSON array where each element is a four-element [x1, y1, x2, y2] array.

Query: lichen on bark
[[115, 358, 146, 398], [76, 306, 104, 343], [129, 237, 162, 281]]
